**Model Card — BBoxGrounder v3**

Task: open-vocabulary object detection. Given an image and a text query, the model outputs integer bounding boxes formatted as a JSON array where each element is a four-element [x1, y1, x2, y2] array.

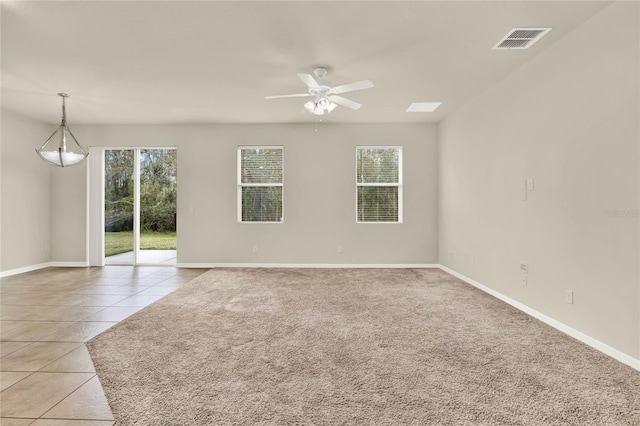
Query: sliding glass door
[[104, 148, 177, 265], [139, 149, 177, 264], [104, 150, 135, 263]]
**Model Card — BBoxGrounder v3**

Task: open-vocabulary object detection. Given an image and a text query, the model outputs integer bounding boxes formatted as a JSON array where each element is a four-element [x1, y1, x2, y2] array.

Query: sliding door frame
[[88, 146, 177, 266], [133, 149, 141, 265], [88, 147, 105, 266]]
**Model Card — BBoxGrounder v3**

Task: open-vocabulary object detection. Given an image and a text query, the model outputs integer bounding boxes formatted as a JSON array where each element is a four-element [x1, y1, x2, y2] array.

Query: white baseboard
[[438, 265, 640, 372], [1, 261, 90, 278], [0, 262, 52, 278], [3, 260, 636, 371], [3, 262, 439, 276], [49, 261, 90, 268], [176, 263, 440, 269]]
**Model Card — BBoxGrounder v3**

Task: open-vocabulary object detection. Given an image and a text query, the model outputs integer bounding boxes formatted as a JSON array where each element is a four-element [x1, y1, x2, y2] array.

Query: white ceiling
[[1, 1, 610, 125]]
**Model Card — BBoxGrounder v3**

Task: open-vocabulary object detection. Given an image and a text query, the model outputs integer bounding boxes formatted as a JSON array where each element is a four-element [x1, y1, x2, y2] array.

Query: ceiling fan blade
[[330, 80, 374, 94], [265, 93, 313, 99], [297, 73, 321, 89], [328, 95, 362, 110]]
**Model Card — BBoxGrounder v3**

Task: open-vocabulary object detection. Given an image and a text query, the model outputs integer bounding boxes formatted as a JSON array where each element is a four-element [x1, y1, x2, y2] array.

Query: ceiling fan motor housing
[[309, 87, 330, 98], [313, 67, 331, 89]]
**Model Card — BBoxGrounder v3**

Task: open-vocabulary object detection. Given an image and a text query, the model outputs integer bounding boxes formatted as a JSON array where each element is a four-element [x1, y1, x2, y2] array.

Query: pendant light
[[36, 93, 88, 167]]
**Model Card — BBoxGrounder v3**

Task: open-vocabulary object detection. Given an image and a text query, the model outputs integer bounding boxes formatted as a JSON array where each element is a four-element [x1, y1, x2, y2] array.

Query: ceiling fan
[[265, 67, 374, 116]]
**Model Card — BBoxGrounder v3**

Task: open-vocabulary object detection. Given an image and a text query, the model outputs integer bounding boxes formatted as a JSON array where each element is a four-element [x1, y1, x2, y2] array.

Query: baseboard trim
[[177, 263, 440, 269], [438, 265, 640, 372], [49, 261, 90, 268], [0, 262, 52, 278], [1, 261, 90, 278], [3, 260, 636, 370]]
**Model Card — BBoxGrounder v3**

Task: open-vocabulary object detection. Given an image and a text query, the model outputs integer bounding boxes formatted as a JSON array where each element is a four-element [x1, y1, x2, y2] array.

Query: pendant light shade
[[36, 93, 88, 167]]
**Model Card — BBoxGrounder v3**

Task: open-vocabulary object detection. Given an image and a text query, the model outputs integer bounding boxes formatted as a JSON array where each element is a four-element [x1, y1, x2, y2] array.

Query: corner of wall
[[437, 2, 639, 360], [0, 108, 55, 272]]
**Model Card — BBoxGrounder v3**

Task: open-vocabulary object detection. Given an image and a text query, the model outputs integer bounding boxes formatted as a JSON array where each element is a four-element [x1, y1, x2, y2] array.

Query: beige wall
[[50, 160, 87, 262], [0, 109, 53, 271], [53, 123, 438, 265], [439, 2, 639, 359]]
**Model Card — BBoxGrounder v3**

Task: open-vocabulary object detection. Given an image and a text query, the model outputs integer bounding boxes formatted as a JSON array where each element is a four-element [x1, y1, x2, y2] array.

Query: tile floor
[[0, 266, 208, 425]]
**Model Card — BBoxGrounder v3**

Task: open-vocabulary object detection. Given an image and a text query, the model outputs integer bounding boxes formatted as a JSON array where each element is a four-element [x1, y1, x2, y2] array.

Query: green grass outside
[[105, 231, 176, 257]]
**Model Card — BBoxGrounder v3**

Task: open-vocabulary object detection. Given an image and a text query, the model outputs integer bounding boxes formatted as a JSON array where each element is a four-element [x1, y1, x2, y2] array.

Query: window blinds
[[238, 147, 283, 223], [356, 147, 402, 223]]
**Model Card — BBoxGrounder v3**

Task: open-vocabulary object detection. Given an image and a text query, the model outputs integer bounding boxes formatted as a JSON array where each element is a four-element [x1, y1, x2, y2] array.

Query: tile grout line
[[37, 373, 98, 419], [0, 371, 35, 393], [0, 341, 35, 358], [0, 266, 208, 423], [34, 343, 85, 372]]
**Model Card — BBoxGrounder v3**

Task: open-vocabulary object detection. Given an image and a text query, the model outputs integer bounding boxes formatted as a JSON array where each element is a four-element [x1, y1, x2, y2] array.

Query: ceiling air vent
[[493, 28, 551, 50]]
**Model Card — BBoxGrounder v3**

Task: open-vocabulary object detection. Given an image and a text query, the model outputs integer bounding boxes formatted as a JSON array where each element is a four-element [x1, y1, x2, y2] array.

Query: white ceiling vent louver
[[493, 28, 551, 50]]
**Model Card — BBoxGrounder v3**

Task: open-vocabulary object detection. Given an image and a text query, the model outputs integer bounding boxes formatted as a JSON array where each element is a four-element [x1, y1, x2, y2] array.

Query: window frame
[[237, 145, 284, 224], [355, 146, 403, 224]]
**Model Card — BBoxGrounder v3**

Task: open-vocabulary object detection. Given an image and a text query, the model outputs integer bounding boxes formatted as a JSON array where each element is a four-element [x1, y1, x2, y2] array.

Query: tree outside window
[[356, 147, 402, 223]]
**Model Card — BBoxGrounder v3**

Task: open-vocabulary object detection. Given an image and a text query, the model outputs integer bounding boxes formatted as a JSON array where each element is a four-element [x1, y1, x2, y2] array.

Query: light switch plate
[[527, 178, 534, 191]]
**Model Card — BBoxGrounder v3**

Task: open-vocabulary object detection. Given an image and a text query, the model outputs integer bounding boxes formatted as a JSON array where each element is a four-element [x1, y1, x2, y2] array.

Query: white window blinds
[[356, 147, 402, 223], [238, 147, 283, 223]]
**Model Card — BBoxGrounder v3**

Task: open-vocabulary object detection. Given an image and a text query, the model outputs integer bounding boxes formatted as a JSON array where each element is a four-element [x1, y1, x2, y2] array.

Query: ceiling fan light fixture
[[304, 100, 316, 114], [304, 98, 334, 116], [315, 97, 338, 115], [36, 93, 88, 167]]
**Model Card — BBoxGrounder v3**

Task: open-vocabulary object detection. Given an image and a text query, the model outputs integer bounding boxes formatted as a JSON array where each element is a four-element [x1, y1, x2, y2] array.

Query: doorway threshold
[[105, 250, 176, 266]]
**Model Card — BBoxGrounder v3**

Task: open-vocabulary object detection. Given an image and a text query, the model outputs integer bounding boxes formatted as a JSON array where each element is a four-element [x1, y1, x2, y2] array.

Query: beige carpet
[[87, 268, 639, 425]]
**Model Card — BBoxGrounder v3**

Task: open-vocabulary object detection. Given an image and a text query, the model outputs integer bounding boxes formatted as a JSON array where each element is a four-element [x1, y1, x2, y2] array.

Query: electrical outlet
[[519, 262, 528, 274], [252, 244, 258, 253], [337, 245, 343, 253], [521, 275, 527, 286], [565, 290, 574, 304]]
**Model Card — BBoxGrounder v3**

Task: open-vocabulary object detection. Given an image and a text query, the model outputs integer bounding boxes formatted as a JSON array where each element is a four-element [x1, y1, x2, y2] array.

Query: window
[[238, 146, 283, 223], [356, 146, 402, 223]]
